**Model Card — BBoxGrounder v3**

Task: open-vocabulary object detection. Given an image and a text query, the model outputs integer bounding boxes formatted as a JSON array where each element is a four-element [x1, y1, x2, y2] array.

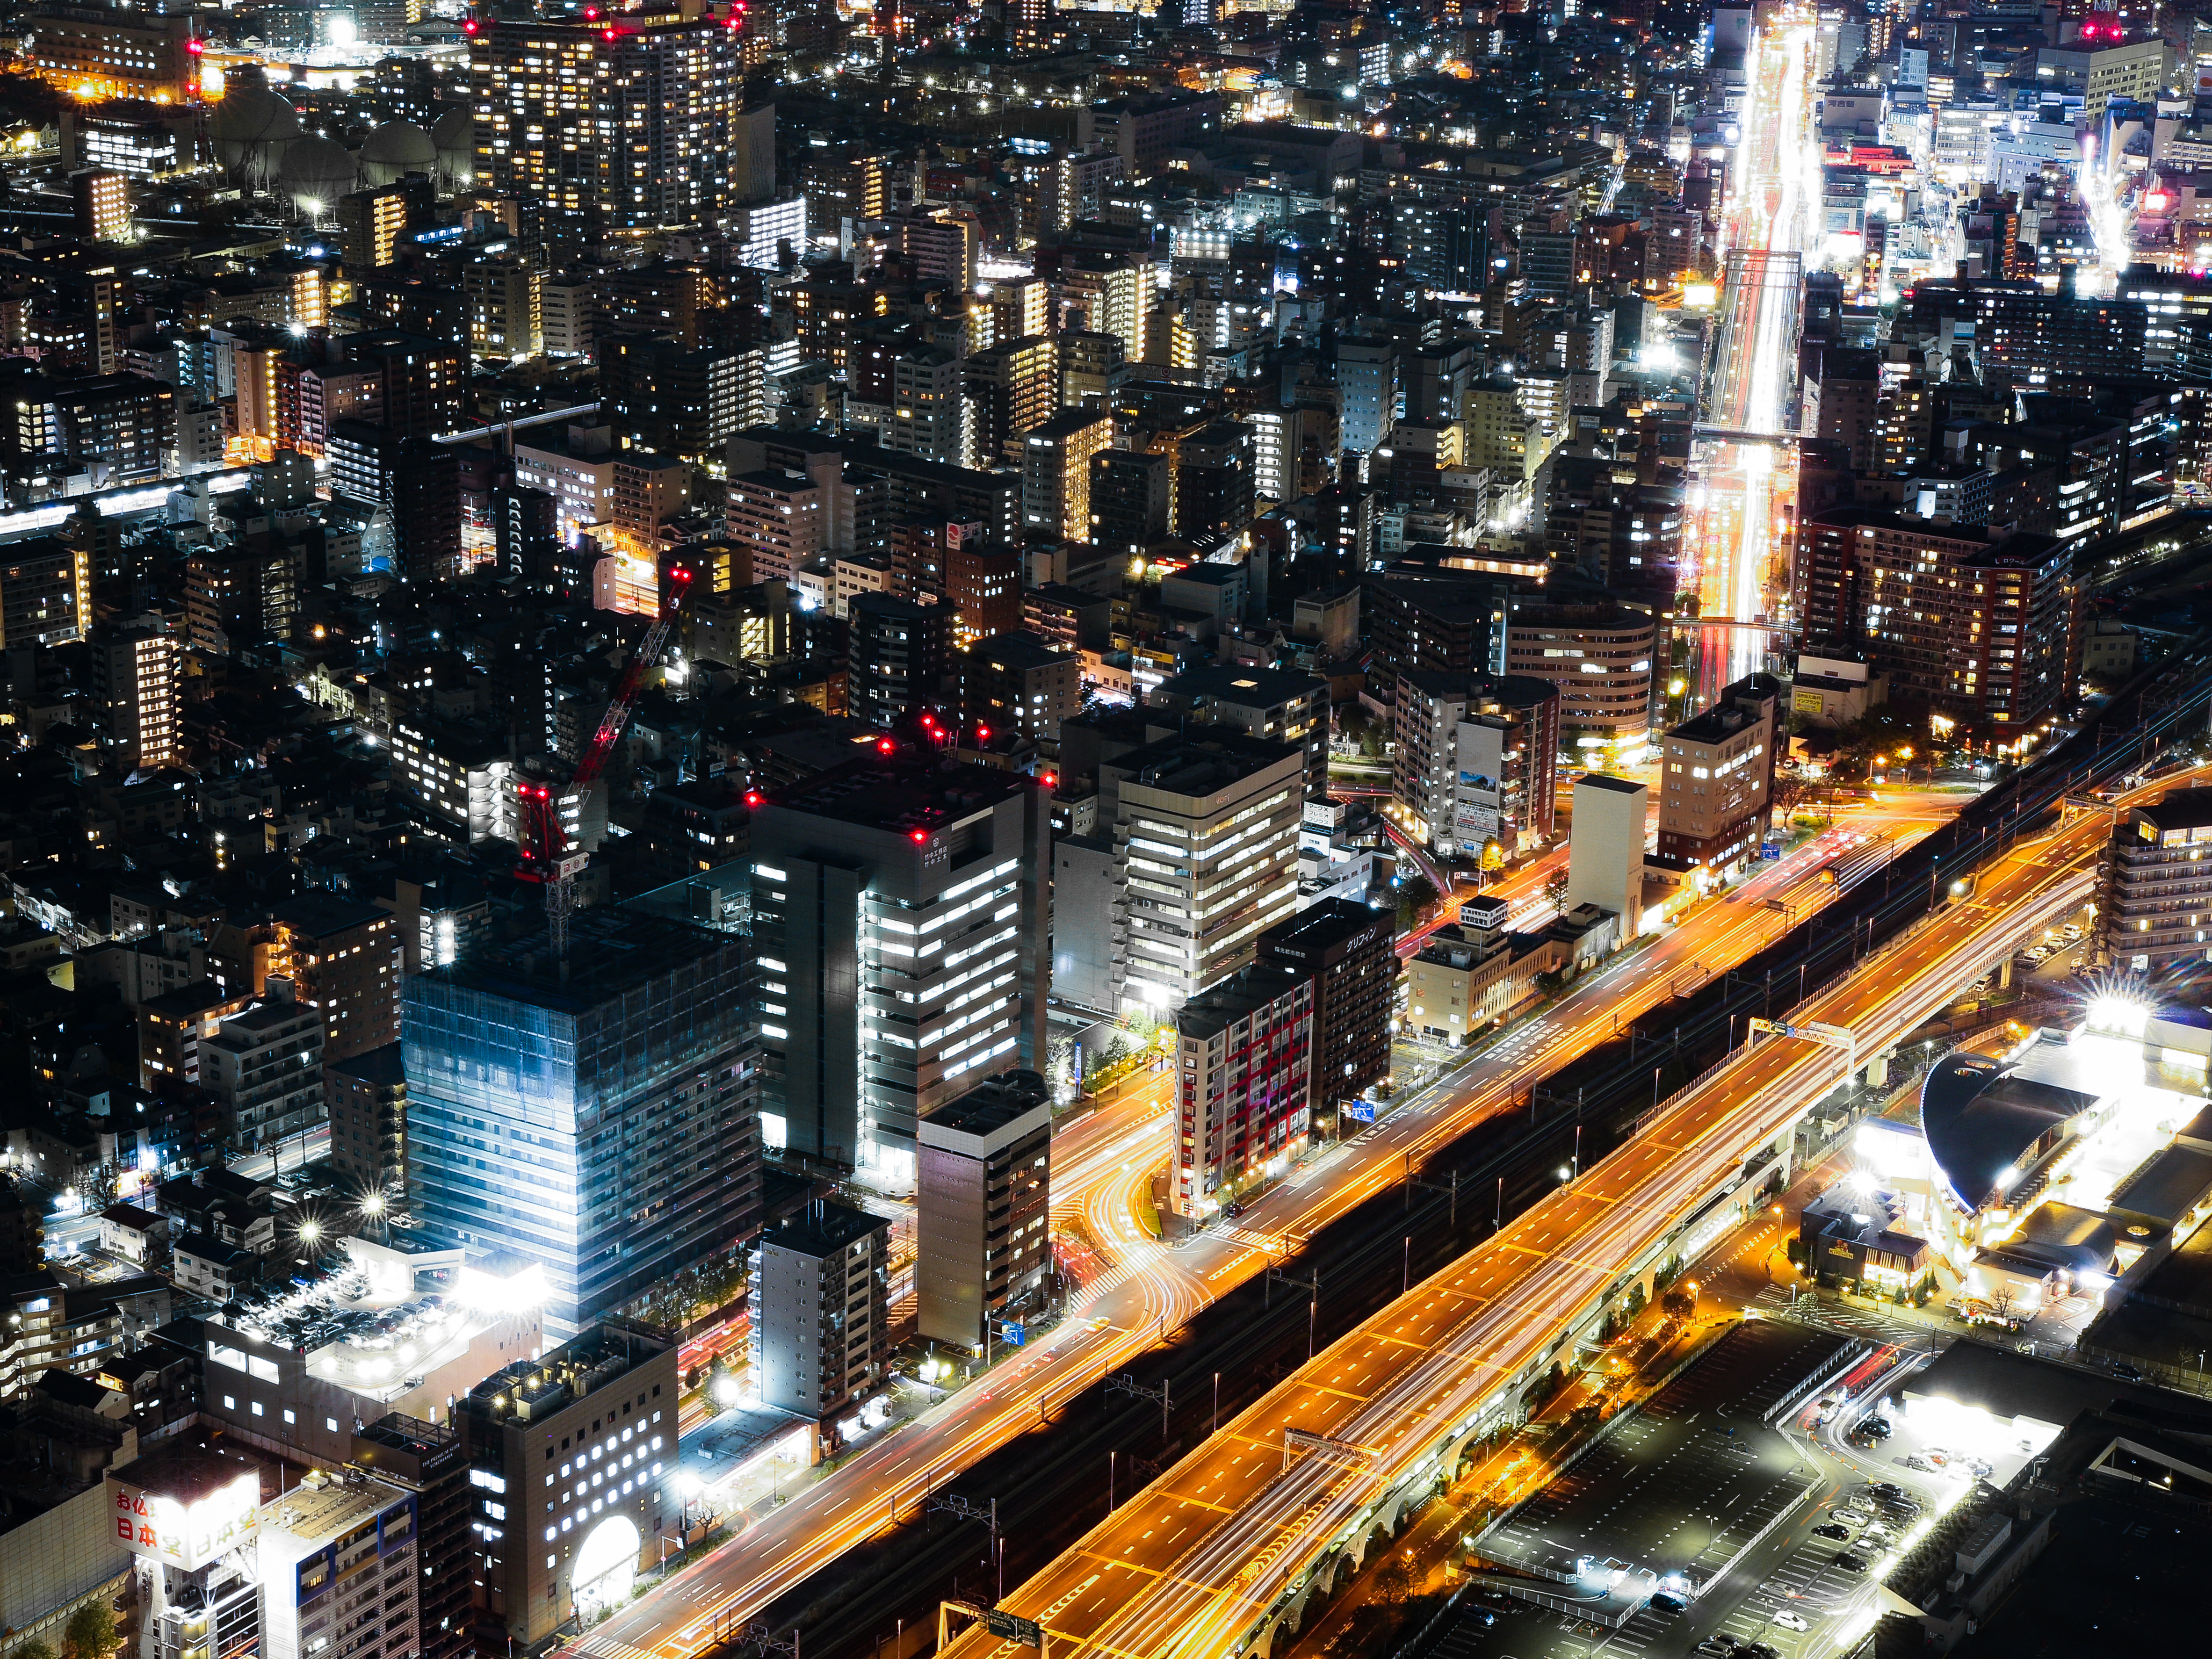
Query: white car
[[1772, 1611, 1810, 1632]]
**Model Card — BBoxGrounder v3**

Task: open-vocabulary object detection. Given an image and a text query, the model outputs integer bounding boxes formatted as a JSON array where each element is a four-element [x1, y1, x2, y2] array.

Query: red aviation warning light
[[744, 790, 762, 808], [910, 829, 929, 844], [877, 737, 896, 754]]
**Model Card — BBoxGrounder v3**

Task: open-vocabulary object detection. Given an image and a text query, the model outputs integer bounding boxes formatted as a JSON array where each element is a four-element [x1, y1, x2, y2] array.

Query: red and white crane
[[516, 564, 695, 960]]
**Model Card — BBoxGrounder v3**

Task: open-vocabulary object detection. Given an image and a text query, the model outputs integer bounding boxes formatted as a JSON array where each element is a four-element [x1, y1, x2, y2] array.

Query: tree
[[1984, 1282, 2020, 1326], [62, 1605, 115, 1659], [15, 1640, 57, 1659], [1544, 868, 1571, 906], [1373, 1558, 1415, 1603]]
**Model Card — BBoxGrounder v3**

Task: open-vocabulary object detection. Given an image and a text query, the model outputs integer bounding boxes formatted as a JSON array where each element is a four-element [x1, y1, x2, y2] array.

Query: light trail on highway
[[939, 772, 2181, 1659], [571, 795, 1950, 1659], [1691, 10, 1817, 700]]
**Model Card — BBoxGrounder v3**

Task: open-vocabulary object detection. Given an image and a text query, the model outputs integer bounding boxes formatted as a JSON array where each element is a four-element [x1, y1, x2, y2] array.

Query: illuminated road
[[1692, 10, 1816, 697], [571, 796, 1953, 1659], [937, 777, 2166, 1659]]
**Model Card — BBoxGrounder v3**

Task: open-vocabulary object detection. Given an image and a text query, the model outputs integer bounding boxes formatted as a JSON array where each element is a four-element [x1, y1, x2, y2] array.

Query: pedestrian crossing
[[1753, 1284, 1941, 1351]]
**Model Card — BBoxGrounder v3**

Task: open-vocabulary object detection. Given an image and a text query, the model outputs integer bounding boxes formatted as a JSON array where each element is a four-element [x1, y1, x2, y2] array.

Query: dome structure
[[276, 135, 358, 222], [357, 120, 436, 188], [210, 85, 302, 191], [430, 104, 474, 188]]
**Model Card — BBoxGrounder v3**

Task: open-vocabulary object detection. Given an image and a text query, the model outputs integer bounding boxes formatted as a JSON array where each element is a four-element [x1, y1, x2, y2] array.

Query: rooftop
[[759, 756, 1030, 837], [1153, 663, 1324, 707], [2138, 786, 2212, 833], [414, 909, 738, 1013], [761, 1200, 887, 1261], [919, 1070, 1052, 1141]]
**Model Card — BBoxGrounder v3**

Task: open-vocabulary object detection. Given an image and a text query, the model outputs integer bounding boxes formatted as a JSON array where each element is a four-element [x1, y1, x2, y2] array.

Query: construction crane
[[516, 563, 696, 961]]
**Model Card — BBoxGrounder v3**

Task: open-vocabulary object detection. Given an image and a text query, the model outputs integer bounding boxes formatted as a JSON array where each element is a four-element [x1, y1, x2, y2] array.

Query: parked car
[[1812, 1522, 1851, 1540], [1835, 1553, 1869, 1572], [1772, 1611, 1811, 1632], [2113, 1360, 2146, 1382], [1651, 1591, 1688, 1613]]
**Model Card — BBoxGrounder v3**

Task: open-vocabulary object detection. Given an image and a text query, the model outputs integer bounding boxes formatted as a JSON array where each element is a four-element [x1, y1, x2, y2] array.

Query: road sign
[[997, 1320, 1025, 1348], [1343, 1100, 1377, 1123], [981, 1609, 1044, 1648]]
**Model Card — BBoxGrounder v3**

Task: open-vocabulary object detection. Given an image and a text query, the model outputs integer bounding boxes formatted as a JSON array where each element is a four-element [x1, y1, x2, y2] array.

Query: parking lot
[[1449, 1322, 1871, 1658]]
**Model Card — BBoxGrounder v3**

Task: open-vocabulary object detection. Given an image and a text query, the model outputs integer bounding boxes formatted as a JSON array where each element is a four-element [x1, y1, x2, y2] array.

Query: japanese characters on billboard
[[108, 1471, 261, 1570]]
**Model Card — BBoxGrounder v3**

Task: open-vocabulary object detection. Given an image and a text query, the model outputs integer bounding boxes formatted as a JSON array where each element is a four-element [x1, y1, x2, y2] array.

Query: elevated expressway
[[943, 775, 2182, 1659]]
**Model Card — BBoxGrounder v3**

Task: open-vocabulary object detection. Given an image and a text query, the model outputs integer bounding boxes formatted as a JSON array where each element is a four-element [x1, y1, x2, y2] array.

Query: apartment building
[[1171, 964, 1312, 1218], [1391, 669, 1561, 857], [916, 1069, 1052, 1352], [1653, 671, 1782, 878]]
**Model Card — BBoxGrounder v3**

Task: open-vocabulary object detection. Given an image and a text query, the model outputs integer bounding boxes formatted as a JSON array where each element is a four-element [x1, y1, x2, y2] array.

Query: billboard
[[108, 1469, 261, 1571]]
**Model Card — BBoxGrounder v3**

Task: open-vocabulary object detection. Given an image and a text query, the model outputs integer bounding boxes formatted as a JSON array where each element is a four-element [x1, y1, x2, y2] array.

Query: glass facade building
[[403, 911, 759, 1336]]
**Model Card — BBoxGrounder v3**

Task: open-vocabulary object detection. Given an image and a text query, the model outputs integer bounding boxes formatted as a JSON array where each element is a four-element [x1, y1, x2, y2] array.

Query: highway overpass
[[942, 770, 2174, 1659]]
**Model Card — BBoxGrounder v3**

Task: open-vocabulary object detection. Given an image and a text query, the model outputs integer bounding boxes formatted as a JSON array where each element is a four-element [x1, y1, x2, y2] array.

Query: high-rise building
[[263, 894, 402, 1065], [1358, 569, 1512, 711], [1021, 410, 1115, 541], [201, 988, 325, 1161], [1503, 602, 1658, 760], [88, 619, 180, 772], [470, 11, 768, 233], [749, 757, 1051, 1185], [22, 7, 200, 102], [916, 1070, 1052, 1352], [1173, 420, 1256, 540], [1149, 665, 1331, 793], [1170, 964, 1312, 1218], [1654, 671, 1782, 878], [2097, 786, 2212, 973], [726, 469, 825, 587], [327, 1043, 407, 1195], [185, 538, 297, 654], [944, 541, 1022, 646], [960, 631, 1082, 749], [967, 335, 1059, 469], [1337, 333, 1399, 459], [885, 344, 969, 467], [1088, 447, 1170, 555], [1253, 901, 1393, 1135], [847, 592, 954, 728], [1796, 508, 2078, 729], [749, 1202, 889, 1432], [327, 419, 462, 584], [1059, 730, 1304, 1013], [338, 181, 422, 272], [405, 911, 760, 1335], [455, 1323, 680, 1641], [1391, 670, 1560, 857], [0, 535, 91, 650]]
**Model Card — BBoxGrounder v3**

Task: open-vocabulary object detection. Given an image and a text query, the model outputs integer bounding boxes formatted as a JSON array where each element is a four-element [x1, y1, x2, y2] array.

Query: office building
[[202, 988, 324, 1160], [2098, 787, 2212, 973], [405, 910, 760, 1335], [748, 1203, 889, 1433], [1337, 334, 1398, 459], [945, 540, 1023, 646], [1654, 671, 1782, 878], [1564, 774, 1647, 939], [1796, 508, 2078, 729], [23, 7, 199, 102], [750, 757, 1050, 1185], [1060, 730, 1304, 1014], [1391, 670, 1561, 858], [960, 631, 1082, 749], [470, 13, 769, 232], [847, 592, 954, 728], [1504, 603, 1658, 759], [108, 1445, 266, 1659], [1405, 901, 1556, 1044], [916, 1070, 1052, 1352], [885, 345, 969, 468], [1171, 964, 1313, 1219], [1359, 569, 1512, 710], [455, 1323, 679, 1643], [351, 1414, 473, 1659], [1021, 410, 1114, 542], [1253, 901, 1393, 1131], [88, 620, 180, 772]]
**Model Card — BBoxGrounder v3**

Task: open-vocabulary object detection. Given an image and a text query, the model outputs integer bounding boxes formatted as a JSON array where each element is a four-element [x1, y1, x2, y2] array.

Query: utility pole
[[1107, 1371, 1171, 1441], [1406, 1166, 1459, 1228], [1269, 1262, 1322, 1359]]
